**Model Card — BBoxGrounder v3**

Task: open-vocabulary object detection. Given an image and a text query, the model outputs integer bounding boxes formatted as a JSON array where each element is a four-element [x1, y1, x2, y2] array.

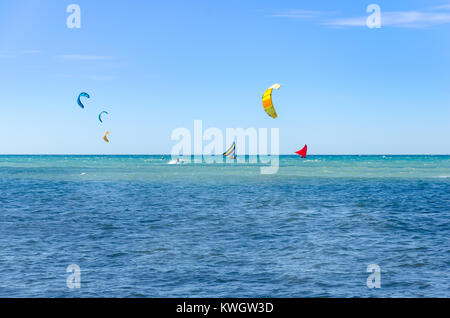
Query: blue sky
[[0, 0, 449, 154]]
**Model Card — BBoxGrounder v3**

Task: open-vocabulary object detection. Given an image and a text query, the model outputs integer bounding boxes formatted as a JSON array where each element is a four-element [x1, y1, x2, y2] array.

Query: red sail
[[295, 145, 307, 158]]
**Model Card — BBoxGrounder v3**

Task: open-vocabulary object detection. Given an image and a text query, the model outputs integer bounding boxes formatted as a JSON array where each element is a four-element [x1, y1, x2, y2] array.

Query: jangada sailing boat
[[223, 141, 237, 159], [295, 144, 307, 158]]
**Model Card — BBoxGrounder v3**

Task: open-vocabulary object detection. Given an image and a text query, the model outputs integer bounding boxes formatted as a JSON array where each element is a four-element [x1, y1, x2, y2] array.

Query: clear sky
[[0, 0, 449, 154]]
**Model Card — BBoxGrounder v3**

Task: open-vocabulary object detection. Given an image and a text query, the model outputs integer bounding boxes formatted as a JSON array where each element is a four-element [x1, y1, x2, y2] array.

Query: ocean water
[[0, 155, 449, 297]]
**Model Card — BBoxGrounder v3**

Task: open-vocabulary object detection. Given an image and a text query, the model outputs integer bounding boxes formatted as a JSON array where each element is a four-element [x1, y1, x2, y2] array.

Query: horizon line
[[0, 154, 449, 156]]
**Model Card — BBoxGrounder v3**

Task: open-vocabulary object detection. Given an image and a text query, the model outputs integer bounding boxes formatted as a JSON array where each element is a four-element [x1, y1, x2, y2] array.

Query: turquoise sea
[[0, 155, 449, 297]]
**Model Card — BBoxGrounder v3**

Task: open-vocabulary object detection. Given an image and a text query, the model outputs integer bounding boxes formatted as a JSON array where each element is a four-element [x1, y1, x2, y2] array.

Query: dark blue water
[[0, 155, 449, 297]]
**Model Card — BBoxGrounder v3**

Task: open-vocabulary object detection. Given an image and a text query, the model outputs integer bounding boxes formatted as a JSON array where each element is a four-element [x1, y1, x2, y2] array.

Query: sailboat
[[295, 145, 307, 158], [223, 141, 237, 159]]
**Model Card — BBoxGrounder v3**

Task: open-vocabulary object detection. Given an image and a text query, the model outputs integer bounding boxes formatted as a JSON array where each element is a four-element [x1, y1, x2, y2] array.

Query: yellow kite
[[103, 131, 110, 143], [262, 84, 280, 119]]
